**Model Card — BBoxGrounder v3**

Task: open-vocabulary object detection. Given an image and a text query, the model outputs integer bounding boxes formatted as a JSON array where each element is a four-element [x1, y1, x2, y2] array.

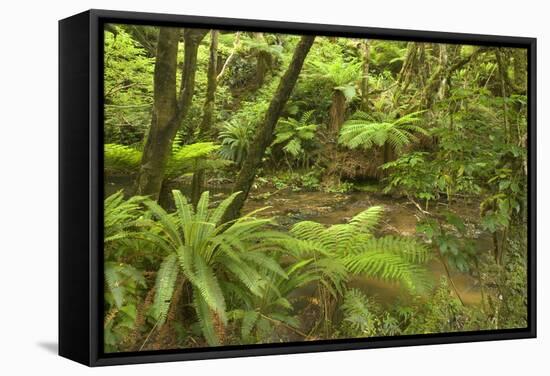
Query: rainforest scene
[[103, 23, 529, 352]]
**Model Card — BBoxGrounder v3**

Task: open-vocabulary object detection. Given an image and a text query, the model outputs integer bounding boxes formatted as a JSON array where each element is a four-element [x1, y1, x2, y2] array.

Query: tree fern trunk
[[329, 90, 346, 136]]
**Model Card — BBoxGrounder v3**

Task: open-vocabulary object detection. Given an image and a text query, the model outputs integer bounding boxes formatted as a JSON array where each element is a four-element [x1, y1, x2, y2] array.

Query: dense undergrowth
[[102, 25, 528, 352]]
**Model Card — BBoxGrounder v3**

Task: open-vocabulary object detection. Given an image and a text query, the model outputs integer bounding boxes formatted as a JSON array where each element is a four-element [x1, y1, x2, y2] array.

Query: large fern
[[306, 57, 362, 100], [339, 110, 428, 153], [143, 190, 290, 346], [218, 120, 255, 166], [286, 206, 432, 294]]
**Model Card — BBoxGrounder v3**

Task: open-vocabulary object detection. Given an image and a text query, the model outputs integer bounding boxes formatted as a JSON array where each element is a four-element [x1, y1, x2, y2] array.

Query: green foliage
[[104, 26, 154, 145], [218, 120, 254, 166], [403, 278, 488, 334], [101, 30, 529, 349], [166, 142, 231, 177], [286, 206, 432, 300], [104, 144, 142, 174], [227, 261, 307, 344], [417, 212, 476, 272], [143, 190, 290, 345], [150, 254, 179, 325], [381, 152, 440, 205], [339, 110, 428, 153], [272, 110, 319, 167], [340, 289, 380, 337], [104, 142, 230, 178], [306, 54, 362, 100], [103, 191, 148, 352]]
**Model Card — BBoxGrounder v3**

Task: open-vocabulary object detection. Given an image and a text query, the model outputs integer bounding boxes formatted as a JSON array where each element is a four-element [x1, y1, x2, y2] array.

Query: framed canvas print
[[59, 9, 536, 366]]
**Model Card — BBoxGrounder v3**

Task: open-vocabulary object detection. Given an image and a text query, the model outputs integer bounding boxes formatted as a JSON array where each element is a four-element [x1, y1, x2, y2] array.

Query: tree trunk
[[192, 30, 219, 205], [495, 49, 510, 143], [221, 35, 316, 223], [253, 33, 271, 89], [217, 32, 241, 82], [177, 29, 209, 134], [423, 47, 482, 109], [136, 28, 180, 199], [136, 28, 207, 200], [329, 90, 346, 135], [360, 40, 370, 111], [394, 42, 418, 103]]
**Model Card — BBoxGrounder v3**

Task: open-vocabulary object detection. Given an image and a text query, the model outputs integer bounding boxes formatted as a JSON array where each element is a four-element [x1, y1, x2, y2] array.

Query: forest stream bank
[[107, 175, 488, 307]]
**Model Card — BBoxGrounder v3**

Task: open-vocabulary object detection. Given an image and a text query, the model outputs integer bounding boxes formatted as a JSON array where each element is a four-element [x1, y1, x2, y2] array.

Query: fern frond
[[223, 257, 266, 297], [344, 249, 430, 293], [240, 251, 288, 279], [349, 206, 384, 234], [241, 310, 260, 339], [193, 293, 219, 346], [151, 254, 179, 325], [290, 221, 326, 240], [193, 255, 227, 324], [208, 191, 241, 225], [143, 199, 181, 248]]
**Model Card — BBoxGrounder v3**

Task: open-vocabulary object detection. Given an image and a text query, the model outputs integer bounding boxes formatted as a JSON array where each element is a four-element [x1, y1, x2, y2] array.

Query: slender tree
[[222, 35, 316, 222], [360, 39, 370, 111], [136, 28, 207, 199], [191, 30, 219, 205]]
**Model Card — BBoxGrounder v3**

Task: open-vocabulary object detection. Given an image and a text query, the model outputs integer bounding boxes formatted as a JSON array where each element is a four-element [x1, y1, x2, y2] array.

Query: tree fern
[[339, 110, 428, 153], [306, 57, 362, 100]]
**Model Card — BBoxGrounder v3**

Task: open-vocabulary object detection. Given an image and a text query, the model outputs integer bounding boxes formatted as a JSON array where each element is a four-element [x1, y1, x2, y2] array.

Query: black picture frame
[[59, 8, 537, 367]]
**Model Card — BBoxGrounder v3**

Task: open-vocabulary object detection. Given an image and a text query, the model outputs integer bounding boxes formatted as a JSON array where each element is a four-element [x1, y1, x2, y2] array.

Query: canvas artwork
[[101, 23, 529, 353]]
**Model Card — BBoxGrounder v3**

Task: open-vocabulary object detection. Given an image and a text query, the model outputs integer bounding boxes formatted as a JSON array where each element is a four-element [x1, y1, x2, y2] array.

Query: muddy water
[[241, 188, 489, 306]]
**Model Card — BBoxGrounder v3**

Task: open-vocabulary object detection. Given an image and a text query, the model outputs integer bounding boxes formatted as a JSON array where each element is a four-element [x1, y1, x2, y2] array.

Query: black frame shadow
[[59, 8, 537, 367]]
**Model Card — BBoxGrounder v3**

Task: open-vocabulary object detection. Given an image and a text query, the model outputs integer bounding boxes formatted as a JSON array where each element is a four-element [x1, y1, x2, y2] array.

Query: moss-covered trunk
[[136, 28, 179, 199], [137, 29, 207, 200]]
